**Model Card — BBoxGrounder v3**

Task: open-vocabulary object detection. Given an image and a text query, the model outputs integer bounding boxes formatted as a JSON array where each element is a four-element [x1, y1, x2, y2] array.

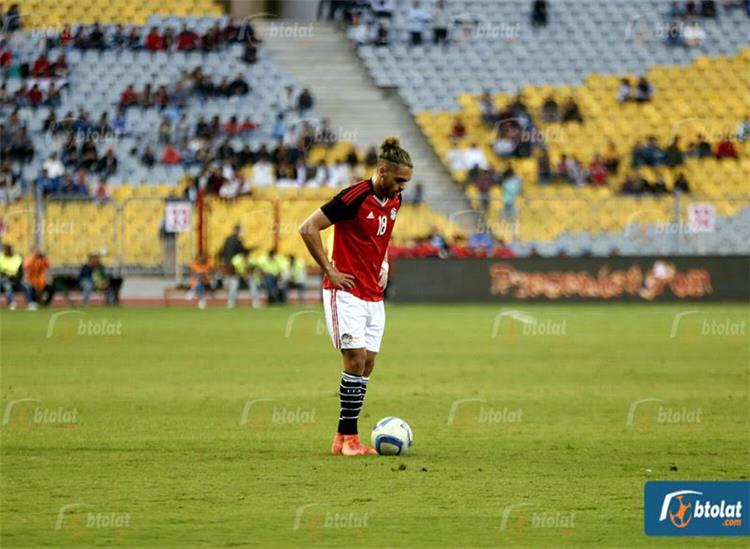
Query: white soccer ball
[[371, 417, 413, 455]]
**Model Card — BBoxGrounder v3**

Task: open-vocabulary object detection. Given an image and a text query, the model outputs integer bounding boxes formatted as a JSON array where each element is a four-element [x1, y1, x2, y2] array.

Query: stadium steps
[[259, 20, 468, 217]]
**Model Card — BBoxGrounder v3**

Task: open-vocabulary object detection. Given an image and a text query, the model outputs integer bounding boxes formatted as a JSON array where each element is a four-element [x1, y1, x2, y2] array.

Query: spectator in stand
[[588, 154, 608, 185], [228, 73, 250, 97], [617, 78, 633, 102], [450, 235, 473, 258], [531, 0, 548, 26], [127, 26, 142, 49], [449, 116, 466, 139], [701, 0, 717, 17], [96, 148, 118, 178], [278, 85, 296, 113], [141, 144, 156, 167], [120, 84, 139, 108], [536, 148, 553, 184], [93, 178, 108, 201], [8, 126, 33, 164], [737, 115, 750, 141], [145, 27, 164, 51], [634, 76, 654, 102], [0, 160, 20, 203], [641, 136, 665, 166], [88, 22, 106, 50], [0, 244, 24, 310], [27, 84, 44, 108], [716, 137, 738, 159], [374, 21, 390, 46], [432, 0, 450, 45], [409, 182, 424, 205], [561, 97, 583, 123], [603, 140, 620, 174], [45, 83, 61, 107], [540, 95, 560, 122], [464, 231, 491, 258], [371, 0, 395, 19], [187, 253, 212, 309], [664, 137, 684, 167], [43, 152, 65, 184], [474, 169, 494, 211], [23, 248, 52, 309], [688, 134, 712, 158], [464, 142, 489, 176], [31, 53, 52, 77], [683, 20, 706, 46], [501, 167, 522, 219], [621, 171, 646, 195], [674, 172, 690, 193], [297, 88, 314, 114], [480, 90, 497, 125], [407, 0, 431, 46], [176, 24, 200, 51]]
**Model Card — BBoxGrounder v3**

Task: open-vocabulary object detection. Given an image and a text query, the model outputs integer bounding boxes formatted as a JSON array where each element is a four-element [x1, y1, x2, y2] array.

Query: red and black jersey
[[320, 179, 401, 301]]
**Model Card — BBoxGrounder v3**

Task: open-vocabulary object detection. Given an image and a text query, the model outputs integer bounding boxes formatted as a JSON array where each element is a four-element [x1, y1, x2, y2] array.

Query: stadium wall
[[391, 256, 750, 302]]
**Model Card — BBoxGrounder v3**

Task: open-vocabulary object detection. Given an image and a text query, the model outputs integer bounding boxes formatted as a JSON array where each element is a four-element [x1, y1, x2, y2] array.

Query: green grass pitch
[[1, 303, 748, 548]]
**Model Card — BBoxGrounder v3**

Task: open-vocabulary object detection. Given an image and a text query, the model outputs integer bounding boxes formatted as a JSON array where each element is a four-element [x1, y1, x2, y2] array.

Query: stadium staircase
[[259, 20, 467, 217]]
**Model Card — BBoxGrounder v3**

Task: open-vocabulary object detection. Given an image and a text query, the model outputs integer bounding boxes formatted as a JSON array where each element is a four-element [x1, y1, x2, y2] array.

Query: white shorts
[[322, 289, 385, 353]]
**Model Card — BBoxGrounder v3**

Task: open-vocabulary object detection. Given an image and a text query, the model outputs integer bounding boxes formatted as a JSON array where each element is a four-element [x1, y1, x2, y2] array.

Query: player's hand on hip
[[327, 266, 356, 289], [378, 267, 388, 289]]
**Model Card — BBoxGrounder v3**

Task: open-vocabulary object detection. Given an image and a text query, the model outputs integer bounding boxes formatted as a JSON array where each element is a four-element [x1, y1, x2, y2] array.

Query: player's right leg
[[323, 289, 377, 456]]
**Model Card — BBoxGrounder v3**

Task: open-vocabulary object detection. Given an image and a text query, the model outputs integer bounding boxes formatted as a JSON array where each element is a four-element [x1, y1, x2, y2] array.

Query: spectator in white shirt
[[464, 142, 489, 171], [446, 141, 467, 171], [328, 161, 351, 187], [43, 153, 65, 180], [310, 161, 329, 187], [683, 21, 705, 47], [407, 0, 431, 46], [277, 86, 296, 113], [252, 159, 275, 187]]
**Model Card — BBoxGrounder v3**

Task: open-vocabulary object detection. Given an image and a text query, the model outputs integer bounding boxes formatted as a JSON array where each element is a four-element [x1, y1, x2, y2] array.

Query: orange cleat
[[331, 433, 344, 455], [341, 434, 378, 456]]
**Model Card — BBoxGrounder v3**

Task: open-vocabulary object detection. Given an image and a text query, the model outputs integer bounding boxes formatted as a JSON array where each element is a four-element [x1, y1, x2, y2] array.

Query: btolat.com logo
[[644, 481, 749, 536]]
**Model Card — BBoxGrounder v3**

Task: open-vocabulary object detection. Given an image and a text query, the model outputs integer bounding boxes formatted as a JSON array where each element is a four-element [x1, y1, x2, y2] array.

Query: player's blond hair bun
[[379, 136, 413, 167]]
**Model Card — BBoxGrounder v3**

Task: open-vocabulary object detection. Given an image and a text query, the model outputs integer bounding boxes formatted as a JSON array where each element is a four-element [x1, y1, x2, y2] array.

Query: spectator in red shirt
[[450, 235, 473, 258], [588, 154, 608, 185], [162, 144, 182, 165], [239, 117, 258, 135], [492, 239, 515, 258], [176, 25, 199, 51], [224, 116, 239, 135], [716, 138, 738, 159], [31, 54, 51, 77], [145, 27, 164, 51], [120, 84, 138, 108], [51, 52, 68, 76], [450, 116, 466, 139], [0, 42, 12, 69], [27, 84, 44, 107]]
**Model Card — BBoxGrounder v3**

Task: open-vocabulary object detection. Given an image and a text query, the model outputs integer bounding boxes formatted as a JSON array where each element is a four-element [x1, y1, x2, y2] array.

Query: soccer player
[[299, 136, 412, 456]]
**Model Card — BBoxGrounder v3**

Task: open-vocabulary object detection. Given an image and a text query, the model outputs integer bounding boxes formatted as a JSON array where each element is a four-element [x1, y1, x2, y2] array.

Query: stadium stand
[[1, 0, 748, 276]]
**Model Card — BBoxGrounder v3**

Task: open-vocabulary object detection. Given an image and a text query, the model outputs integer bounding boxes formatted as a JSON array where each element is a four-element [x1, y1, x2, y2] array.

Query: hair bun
[[381, 136, 401, 151]]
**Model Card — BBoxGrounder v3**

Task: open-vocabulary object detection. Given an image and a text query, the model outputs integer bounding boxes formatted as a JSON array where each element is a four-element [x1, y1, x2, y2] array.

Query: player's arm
[[298, 209, 355, 289], [378, 248, 389, 289]]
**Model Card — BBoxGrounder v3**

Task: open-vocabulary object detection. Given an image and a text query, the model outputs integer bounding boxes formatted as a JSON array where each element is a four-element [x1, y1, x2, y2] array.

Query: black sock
[[337, 372, 362, 435], [360, 376, 370, 407]]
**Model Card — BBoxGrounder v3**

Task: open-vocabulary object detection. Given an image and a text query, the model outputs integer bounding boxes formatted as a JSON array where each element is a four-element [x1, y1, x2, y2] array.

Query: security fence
[[0, 192, 747, 273]]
